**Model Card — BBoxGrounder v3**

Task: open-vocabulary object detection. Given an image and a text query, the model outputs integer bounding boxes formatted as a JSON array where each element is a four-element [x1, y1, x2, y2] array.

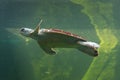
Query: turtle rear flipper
[[77, 41, 99, 57], [37, 41, 56, 55]]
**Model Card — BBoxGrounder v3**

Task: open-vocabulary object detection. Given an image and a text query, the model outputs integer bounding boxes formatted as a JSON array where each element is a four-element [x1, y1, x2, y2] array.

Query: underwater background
[[0, 0, 120, 80]]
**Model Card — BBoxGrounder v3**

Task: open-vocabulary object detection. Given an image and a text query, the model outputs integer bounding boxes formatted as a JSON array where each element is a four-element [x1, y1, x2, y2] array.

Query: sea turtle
[[20, 20, 100, 57]]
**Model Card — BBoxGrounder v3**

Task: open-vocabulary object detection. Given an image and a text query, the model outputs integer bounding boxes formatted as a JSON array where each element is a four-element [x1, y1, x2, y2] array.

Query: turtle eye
[[21, 28, 25, 32]]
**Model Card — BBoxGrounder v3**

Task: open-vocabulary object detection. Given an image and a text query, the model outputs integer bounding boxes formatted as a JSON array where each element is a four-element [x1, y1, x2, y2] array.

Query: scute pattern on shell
[[46, 28, 87, 41]]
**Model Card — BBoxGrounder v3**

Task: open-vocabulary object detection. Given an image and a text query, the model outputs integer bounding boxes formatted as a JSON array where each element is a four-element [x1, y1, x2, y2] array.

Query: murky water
[[0, 0, 120, 80]]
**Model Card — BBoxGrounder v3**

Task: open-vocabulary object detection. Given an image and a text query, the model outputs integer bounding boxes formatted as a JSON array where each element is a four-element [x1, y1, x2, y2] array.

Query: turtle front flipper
[[41, 46, 56, 55], [37, 41, 56, 55]]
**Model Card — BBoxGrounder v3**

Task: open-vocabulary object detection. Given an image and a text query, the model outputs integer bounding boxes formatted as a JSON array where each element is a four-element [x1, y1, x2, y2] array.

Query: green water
[[0, 0, 120, 80]]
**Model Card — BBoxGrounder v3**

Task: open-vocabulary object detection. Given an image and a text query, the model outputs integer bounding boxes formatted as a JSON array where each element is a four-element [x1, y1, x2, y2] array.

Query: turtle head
[[20, 28, 34, 37], [20, 20, 42, 38]]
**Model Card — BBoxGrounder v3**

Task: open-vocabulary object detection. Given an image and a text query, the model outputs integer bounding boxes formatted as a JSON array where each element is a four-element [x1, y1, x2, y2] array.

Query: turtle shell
[[41, 28, 87, 42]]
